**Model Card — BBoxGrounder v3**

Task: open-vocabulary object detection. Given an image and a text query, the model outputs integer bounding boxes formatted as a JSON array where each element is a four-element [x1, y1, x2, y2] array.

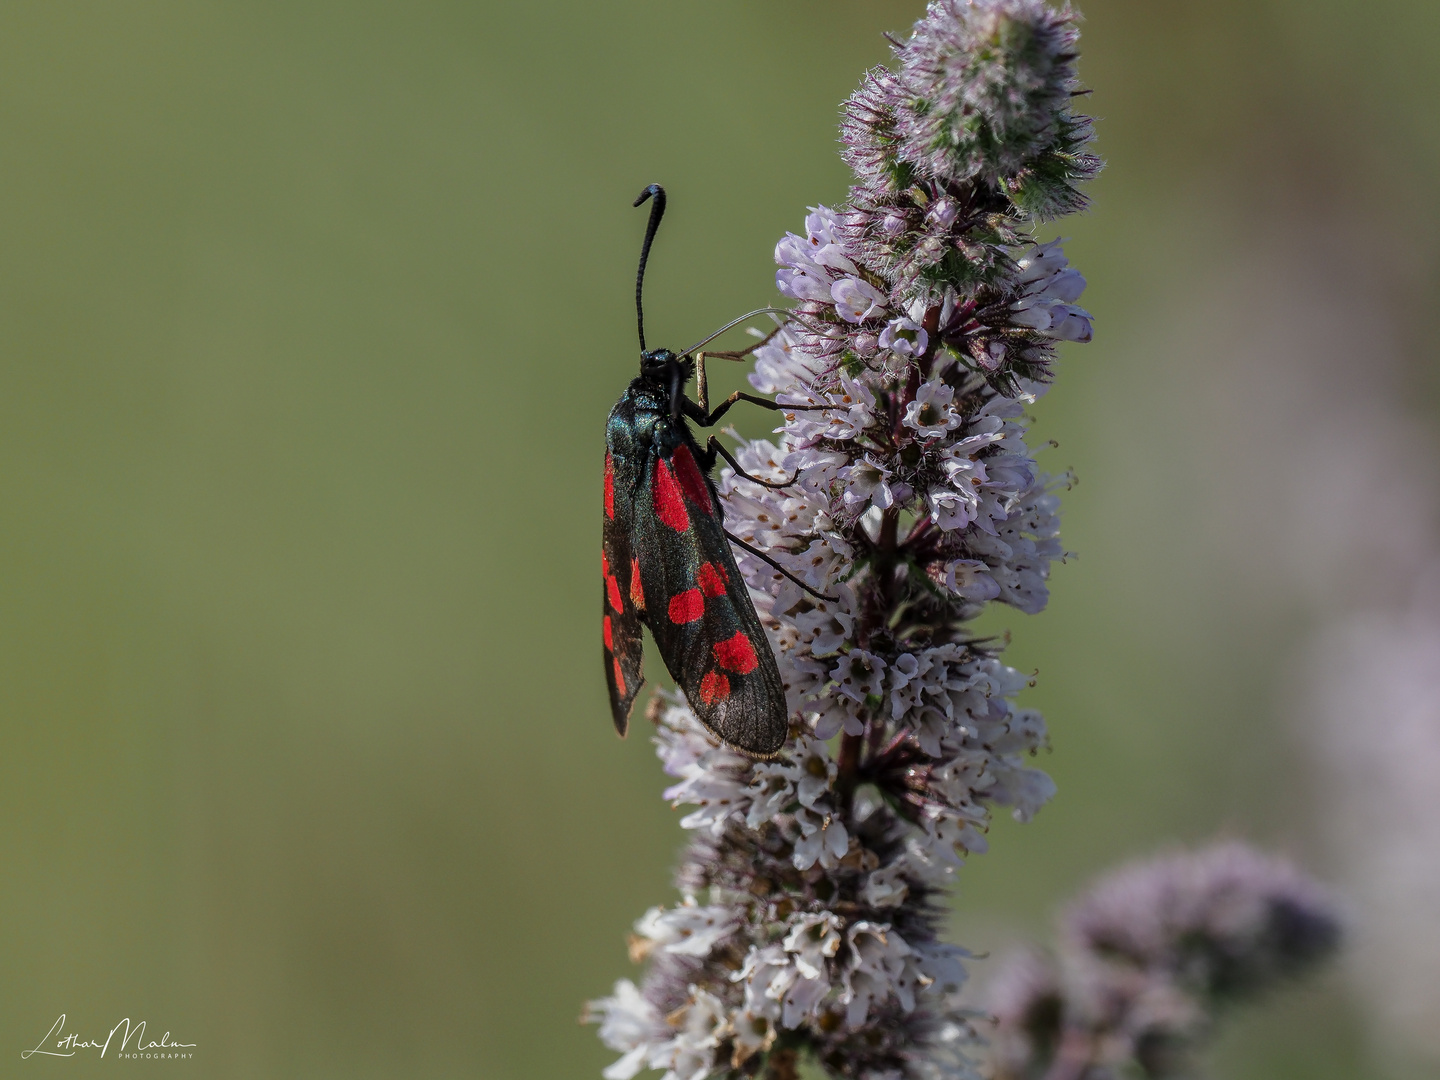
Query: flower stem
[[835, 730, 864, 813], [839, 505, 901, 811]]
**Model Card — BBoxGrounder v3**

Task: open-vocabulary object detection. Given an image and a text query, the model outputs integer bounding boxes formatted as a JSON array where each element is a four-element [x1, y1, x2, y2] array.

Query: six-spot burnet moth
[[602, 184, 831, 759]]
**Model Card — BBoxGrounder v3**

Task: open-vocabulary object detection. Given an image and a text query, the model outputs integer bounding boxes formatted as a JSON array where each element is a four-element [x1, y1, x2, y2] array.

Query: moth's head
[[639, 348, 694, 384]]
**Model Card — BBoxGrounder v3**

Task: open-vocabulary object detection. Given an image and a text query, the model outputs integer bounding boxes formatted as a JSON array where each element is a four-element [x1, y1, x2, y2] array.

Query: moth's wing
[[632, 427, 788, 758], [602, 405, 647, 736]]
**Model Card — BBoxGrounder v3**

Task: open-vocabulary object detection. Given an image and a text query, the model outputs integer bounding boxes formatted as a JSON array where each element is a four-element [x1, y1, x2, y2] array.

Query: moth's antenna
[[682, 308, 791, 356], [681, 307, 833, 356], [633, 184, 666, 354]]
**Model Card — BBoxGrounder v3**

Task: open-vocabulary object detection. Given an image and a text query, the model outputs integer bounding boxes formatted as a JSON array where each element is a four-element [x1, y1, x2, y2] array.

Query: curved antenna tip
[[632, 185, 668, 353]]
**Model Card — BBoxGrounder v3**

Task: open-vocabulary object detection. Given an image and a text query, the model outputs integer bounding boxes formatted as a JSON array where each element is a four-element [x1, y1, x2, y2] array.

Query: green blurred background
[[4, 1, 1438, 1077]]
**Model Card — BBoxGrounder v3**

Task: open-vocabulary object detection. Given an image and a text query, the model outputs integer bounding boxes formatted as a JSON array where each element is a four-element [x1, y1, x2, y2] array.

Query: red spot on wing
[[653, 458, 689, 532], [667, 588, 704, 625], [603, 549, 624, 611], [713, 630, 759, 674], [603, 615, 613, 651], [672, 444, 713, 512], [629, 557, 645, 610], [698, 561, 728, 597], [699, 670, 730, 706], [604, 453, 615, 520], [613, 657, 627, 696]]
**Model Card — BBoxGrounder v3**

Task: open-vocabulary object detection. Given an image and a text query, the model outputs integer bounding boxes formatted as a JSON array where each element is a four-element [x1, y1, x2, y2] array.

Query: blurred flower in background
[[986, 842, 1340, 1079], [1297, 579, 1440, 1076]]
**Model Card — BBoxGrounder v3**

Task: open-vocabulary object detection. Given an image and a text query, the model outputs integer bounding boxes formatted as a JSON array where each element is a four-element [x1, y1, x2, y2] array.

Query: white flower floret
[[748, 329, 821, 394], [729, 1009, 776, 1065], [661, 740, 751, 834], [813, 243, 860, 276], [633, 901, 739, 958], [784, 376, 878, 443], [1011, 294, 1092, 340], [988, 760, 1058, 822], [775, 230, 819, 271], [827, 374, 879, 438], [831, 276, 889, 323], [910, 941, 971, 995], [840, 454, 896, 513], [903, 381, 962, 438], [1009, 240, 1094, 342], [888, 651, 922, 705], [1014, 238, 1070, 284], [781, 974, 830, 1029], [791, 600, 854, 658], [861, 863, 911, 908], [927, 486, 981, 531], [669, 775, 750, 834], [805, 204, 841, 244], [776, 265, 834, 304], [783, 911, 846, 979], [665, 988, 728, 1080], [918, 805, 989, 867], [1041, 267, 1086, 303], [735, 944, 793, 1021], [792, 735, 838, 806], [938, 446, 989, 498], [588, 979, 665, 1080], [813, 694, 866, 740], [937, 435, 998, 488], [842, 922, 914, 1027], [783, 446, 850, 496], [879, 317, 930, 358], [724, 436, 794, 489], [833, 649, 888, 702], [745, 760, 802, 827], [944, 559, 1002, 602], [1046, 304, 1093, 342], [793, 806, 850, 870]]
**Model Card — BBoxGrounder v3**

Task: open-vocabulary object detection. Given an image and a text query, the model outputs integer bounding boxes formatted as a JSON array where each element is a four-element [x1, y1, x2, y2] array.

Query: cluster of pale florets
[[986, 842, 1342, 1079], [589, 3, 1099, 1078], [588, 697, 984, 1080]]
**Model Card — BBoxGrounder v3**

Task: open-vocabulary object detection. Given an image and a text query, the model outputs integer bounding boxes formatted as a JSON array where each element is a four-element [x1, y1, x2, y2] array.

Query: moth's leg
[[724, 529, 837, 602], [706, 436, 797, 490], [696, 391, 829, 429], [696, 330, 785, 414]]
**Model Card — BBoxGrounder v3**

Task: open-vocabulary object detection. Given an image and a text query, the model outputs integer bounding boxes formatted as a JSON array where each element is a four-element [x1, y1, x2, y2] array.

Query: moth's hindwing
[[633, 421, 788, 757], [602, 400, 647, 735]]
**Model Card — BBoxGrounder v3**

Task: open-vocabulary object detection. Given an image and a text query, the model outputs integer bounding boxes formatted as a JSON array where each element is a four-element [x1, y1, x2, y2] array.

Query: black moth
[[602, 184, 828, 759]]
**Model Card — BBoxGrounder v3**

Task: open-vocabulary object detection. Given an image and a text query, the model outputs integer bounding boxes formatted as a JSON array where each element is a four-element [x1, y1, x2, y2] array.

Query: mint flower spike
[[589, 3, 1099, 1078], [838, 0, 1100, 382]]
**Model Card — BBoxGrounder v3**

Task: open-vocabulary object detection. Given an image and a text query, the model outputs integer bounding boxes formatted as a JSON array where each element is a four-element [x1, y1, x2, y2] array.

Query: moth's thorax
[[607, 382, 671, 458], [619, 380, 666, 416]]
